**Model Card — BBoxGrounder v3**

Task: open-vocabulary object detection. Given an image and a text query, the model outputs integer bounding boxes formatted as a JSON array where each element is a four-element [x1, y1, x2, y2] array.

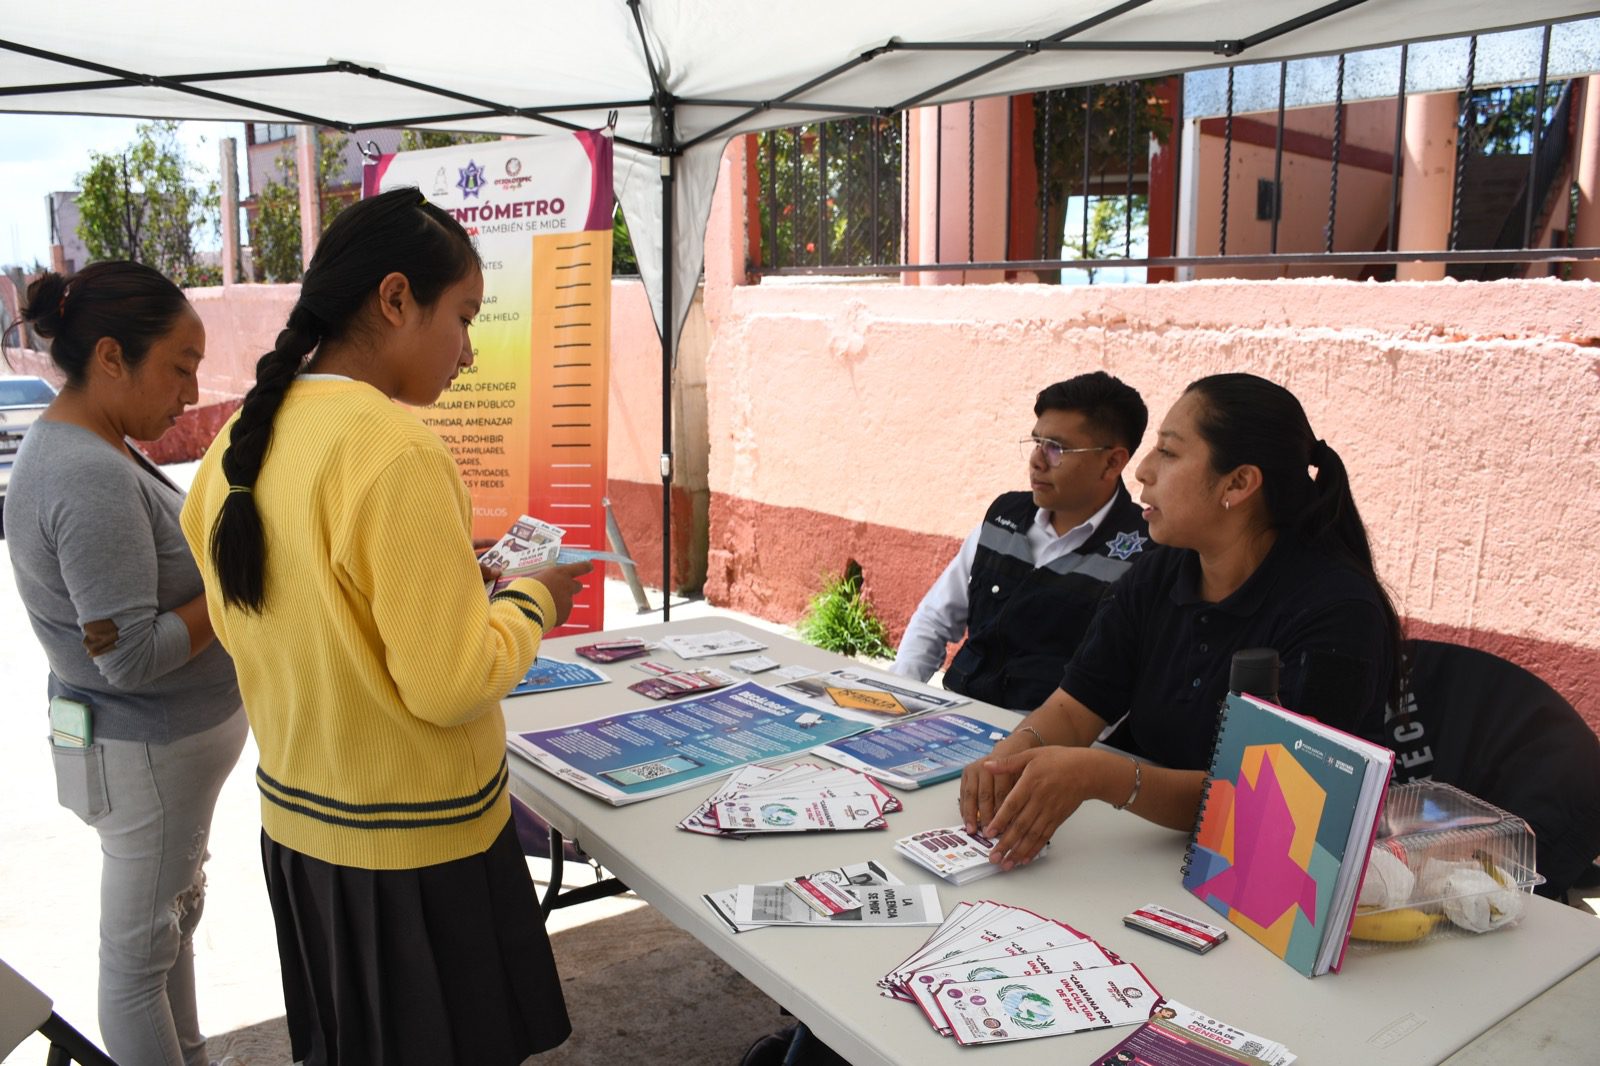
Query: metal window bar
[[1388, 45, 1408, 254], [1523, 25, 1553, 251], [1082, 85, 1093, 271], [1271, 61, 1286, 254], [1221, 66, 1234, 257], [1450, 35, 1479, 252], [1040, 89, 1053, 259], [1125, 82, 1136, 258], [1327, 52, 1345, 254], [749, 22, 1588, 282], [818, 121, 828, 266], [935, 105, 944, 263]]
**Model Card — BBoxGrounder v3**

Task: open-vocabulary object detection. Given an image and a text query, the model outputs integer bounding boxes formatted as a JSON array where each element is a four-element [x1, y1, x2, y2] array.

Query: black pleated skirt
[[261, 817, 571, 1066]]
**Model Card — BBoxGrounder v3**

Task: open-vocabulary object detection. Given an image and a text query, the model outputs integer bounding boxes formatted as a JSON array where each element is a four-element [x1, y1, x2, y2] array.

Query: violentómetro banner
[[366, 131, 614, 634]]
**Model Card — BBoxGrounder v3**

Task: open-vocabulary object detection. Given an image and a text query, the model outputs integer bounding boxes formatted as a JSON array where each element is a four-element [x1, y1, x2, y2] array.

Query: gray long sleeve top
[[5, 418, 239, 743]]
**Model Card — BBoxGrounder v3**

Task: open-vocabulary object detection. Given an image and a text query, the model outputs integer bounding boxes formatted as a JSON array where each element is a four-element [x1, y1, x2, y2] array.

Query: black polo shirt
[[1060, 536, 1393, 772]]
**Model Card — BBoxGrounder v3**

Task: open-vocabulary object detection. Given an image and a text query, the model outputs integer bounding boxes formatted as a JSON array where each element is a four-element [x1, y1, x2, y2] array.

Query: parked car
[[0, 375, 58, 520]]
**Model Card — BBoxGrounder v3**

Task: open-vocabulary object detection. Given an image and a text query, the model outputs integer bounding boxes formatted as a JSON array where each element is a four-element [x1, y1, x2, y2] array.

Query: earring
[[1223, 499, 1231, 510]]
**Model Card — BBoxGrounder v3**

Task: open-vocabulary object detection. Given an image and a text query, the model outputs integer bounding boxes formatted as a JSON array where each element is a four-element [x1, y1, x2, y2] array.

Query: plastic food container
[[1348, 781, 1543, 949]]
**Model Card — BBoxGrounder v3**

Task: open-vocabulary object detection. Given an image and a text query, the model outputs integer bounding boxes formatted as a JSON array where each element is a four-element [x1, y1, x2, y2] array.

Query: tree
[[1065, 195, 1149, 283], [1032, 80, 1169, 280], [76, 121, 218, 286], [249, 129, 352, 282]]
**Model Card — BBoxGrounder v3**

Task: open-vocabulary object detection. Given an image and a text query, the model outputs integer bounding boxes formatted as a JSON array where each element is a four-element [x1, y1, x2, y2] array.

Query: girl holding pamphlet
[[181, 188, 588, 1065], [5, 263, 246, 1066], [960, 373, 1400, 870]]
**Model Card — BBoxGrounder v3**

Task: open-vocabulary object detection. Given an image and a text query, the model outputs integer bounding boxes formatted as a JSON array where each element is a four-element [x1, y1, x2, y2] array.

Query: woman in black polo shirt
[[959, 373, 1400, 869]]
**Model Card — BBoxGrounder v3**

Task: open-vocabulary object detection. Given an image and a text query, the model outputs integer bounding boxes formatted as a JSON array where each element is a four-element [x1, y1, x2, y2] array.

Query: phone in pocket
[[49, 696, 92, 747]]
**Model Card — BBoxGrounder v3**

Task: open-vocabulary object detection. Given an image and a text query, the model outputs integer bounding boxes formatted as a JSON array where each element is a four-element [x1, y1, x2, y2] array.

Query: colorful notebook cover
[[1182, 693, 1394, 977]]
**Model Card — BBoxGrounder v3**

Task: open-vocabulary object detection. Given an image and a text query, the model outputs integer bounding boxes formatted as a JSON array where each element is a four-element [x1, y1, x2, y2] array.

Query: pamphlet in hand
[[771, 667, 970, 725], [479, 514, 564, 573], [508, 657, 610, 696], [896, 825, 1047, 885], [701, 860, 899, 933], [507, 682, 871, 805], [1093, 1000, 1298, 1065], [815, 712, 1010, 789]]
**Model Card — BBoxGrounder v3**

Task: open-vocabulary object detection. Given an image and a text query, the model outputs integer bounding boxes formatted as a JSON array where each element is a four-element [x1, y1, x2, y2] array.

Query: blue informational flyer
[[506, 682, 872, 805], [509, 657, 611, 696], [813, 712, 1011, 789]]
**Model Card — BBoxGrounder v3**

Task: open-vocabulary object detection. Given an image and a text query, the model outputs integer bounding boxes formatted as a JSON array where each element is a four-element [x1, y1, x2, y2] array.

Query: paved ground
[[1, 460, 793, 1062]]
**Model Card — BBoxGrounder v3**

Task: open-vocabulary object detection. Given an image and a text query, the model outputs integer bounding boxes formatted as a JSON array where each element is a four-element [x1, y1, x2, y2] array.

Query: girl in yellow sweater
[[181, 187, 587, 1065]]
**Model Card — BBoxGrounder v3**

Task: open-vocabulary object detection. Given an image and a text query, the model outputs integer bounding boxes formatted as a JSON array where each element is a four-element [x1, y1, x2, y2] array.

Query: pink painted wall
[[184, 284, 300, 403], [702, 275, 1600, 723]]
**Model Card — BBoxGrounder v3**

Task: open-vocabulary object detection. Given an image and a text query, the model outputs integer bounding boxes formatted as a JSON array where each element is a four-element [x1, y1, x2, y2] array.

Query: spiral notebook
[[1182, 692, 1394, 977]]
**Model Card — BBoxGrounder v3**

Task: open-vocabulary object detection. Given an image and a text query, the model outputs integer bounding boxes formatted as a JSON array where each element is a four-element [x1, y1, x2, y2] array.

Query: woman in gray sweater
[[4, 262, 244, 1066]]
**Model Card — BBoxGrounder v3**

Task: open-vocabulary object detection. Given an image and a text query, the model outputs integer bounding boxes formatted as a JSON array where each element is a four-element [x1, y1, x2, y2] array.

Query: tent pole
[[660, 100, 677, 622]]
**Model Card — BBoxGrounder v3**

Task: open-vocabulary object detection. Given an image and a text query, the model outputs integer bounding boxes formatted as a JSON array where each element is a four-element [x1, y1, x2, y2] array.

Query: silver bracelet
[[1112, 755, 1142, 811], [1019, 725, 1045, 748]]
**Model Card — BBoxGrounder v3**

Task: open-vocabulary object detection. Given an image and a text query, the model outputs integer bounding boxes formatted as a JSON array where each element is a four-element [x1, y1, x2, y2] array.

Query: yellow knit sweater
[[180, 378, 556, 870]]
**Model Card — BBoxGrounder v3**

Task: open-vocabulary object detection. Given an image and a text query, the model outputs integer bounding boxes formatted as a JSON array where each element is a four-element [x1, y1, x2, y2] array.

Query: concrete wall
[[39, 135, 1597, 731], [700, 276, 1600, 730]]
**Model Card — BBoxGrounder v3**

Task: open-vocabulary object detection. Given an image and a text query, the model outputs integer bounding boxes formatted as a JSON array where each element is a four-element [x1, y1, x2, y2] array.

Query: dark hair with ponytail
[[1184, 372, 1403, 691], [4, 261, 188, 383], [210, 187, 480, 611]]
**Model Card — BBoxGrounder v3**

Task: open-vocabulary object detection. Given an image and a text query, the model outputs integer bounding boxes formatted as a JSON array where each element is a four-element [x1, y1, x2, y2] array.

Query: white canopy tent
[[3, 0, 1591, 597]]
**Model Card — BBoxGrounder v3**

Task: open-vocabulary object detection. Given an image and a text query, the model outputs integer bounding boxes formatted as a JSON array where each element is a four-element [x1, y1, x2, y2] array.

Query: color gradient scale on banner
[[368, 130, 615, 635]]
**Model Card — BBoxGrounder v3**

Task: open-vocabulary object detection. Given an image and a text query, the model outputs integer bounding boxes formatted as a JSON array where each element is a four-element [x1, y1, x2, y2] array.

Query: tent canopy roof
[[4, 1, 1591, 340], [4, 2, 1592, 150]]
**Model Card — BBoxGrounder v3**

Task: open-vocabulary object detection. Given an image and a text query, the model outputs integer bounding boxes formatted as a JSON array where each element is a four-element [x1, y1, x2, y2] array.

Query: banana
[[1350, 905, 1445, 942]]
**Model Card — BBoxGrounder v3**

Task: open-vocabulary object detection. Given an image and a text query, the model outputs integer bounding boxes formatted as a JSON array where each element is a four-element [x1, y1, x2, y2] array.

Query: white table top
[[503, 618, 1600, 1066]]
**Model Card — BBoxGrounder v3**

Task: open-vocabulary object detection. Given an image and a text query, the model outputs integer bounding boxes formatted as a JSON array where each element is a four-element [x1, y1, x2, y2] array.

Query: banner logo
[[456, 159, 487, 198]]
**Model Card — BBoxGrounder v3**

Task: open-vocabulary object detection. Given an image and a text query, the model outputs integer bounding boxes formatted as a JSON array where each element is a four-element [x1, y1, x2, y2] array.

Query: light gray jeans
[[51, 707, 247, 1066]]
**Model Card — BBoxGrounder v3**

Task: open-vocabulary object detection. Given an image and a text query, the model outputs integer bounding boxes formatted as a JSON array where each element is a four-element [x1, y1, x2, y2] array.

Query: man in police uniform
[[891, 372, 1149, 711]]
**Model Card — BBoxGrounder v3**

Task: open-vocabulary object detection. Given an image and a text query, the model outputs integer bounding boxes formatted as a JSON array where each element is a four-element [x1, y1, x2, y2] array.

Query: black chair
[[0, 957, 117, 1065], [1385, 638, 1600, 899]]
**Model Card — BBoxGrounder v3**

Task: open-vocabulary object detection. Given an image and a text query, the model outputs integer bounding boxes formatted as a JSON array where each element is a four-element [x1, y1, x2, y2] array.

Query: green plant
[[76, 120, 219, 284], [798, 560, 895, 659]]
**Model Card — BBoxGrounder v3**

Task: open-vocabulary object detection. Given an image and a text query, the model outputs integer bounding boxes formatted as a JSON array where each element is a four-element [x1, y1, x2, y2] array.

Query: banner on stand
[[367, 132, 614, 634]]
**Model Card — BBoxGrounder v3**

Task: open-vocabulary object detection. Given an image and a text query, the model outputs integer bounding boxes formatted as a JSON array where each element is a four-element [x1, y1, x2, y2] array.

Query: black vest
[[942, 484, 1149, 711]]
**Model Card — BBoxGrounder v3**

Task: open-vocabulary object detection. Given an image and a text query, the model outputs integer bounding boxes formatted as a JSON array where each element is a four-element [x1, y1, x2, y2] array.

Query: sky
[[0, 114, 247, 269]]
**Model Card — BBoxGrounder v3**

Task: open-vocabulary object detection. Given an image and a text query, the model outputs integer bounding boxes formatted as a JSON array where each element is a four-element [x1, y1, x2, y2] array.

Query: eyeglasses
[[1020, 437, 1112, 468]]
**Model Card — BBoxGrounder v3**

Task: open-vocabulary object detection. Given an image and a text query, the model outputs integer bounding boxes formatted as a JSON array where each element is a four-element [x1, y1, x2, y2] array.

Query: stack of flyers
[[702, 860, 900, 933], [1093, 1000, 1297, 1065], [878, 901, 1096, 1002], [1122, 902, 1229, 955], [880, 901, 1160, 1047], [658, 630, 769, 659], [814, 712, 1010, 789], [678, 761, 902, 838], [574, 638, 654, 663], [895, 825, 1048, 885], [626, 660, 737, 700]]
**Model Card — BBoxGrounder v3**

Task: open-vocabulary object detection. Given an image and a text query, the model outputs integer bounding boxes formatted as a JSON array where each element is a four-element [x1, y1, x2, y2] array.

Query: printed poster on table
[[367, 131, 614, 634], [506, 682, 872, 805]]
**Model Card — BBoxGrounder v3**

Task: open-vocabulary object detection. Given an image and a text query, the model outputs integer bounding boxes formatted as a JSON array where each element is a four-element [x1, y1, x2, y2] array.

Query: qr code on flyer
[[628, 762, 676, 781]]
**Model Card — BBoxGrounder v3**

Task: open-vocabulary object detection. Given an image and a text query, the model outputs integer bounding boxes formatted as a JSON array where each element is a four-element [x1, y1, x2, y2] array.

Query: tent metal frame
[[11, 0, 1568, 613]]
